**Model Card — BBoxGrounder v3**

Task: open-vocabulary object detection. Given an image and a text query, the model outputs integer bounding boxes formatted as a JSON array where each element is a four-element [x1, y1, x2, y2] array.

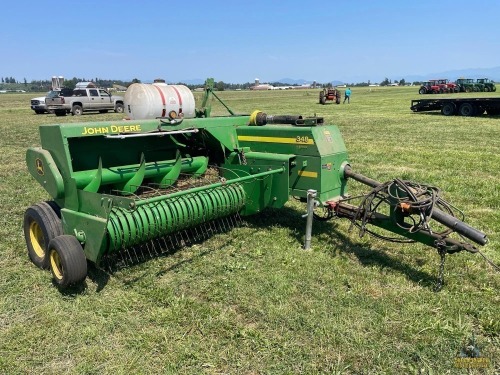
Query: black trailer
[[411, 97, 500, 116]]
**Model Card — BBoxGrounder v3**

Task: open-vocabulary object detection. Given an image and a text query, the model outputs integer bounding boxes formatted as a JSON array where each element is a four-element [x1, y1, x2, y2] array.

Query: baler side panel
[[223, 151, 292, 215], [236, 125, 349, 202]]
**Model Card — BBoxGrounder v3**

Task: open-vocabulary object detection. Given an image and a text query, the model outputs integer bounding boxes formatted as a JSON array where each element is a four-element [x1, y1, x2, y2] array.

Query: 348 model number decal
[[296, 136, 309, 144]]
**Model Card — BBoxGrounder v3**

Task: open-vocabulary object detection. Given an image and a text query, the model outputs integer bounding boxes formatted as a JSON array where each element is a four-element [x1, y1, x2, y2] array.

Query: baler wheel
[[48, 235, 87, 288], [24, 202, 63, 269], [419, 88, 426, 95]]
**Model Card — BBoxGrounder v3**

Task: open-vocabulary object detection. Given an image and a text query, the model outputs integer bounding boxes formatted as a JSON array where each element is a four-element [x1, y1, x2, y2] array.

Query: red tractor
[[419, 81, 440, 94], [319, 87, 341, 104], [419, 79, 458, 94], [434, 79, 459, 93]]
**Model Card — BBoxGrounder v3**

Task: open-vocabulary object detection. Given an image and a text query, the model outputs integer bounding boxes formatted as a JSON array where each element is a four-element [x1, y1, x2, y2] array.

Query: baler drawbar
[[24, 101, 488, 289]]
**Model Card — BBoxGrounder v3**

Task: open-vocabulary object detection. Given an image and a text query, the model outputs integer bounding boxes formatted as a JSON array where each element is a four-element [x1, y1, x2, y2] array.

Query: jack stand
[[303, 189, 317, 250]]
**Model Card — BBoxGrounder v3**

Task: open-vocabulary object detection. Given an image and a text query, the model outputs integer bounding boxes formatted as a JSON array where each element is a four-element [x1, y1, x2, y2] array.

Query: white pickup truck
[[30, 96, 48, 114], [46, 83, 124, 116]]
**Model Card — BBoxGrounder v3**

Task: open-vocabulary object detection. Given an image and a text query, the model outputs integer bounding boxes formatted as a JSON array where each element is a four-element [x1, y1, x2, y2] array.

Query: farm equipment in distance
[[475, 78, 496, 92], [419, 81, 439, 94], [319, 87, 341, 104], [437, 79, 459, 93], [456, 78, 479, 93], [419, 79, 458, 94], [24, 79, 488, 289]]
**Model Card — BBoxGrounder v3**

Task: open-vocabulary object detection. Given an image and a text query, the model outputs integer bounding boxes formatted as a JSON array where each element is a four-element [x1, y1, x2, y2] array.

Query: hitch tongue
[[342, 165, 488, 249]]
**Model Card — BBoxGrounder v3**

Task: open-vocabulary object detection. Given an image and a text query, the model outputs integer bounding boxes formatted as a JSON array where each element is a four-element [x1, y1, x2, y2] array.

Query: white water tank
[[124, 83, 196, 120]]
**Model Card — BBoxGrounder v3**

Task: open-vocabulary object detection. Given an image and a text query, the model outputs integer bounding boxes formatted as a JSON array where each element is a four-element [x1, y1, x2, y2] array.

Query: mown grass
[[0, 88, 499, 374]]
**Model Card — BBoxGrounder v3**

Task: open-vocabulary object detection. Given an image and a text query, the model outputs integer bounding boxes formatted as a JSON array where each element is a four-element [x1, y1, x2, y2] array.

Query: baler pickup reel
[[24, 93, 488, 289]]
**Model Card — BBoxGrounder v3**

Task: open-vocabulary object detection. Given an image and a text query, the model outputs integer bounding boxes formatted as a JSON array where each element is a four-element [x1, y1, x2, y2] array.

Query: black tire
[[441, 103, 456, 116], [23, 202, 63, 269], [48, 235, 87, 288], [336, 93, 341, 104], [454, 87, 460, 93], [114, 103, 124, 113], [319, 92, 325, 104], [72, 105, 83, 116], [55, 110, 66, 116], [484, 87, 490, 92], [465, 87, 472, 93], [419, 88, 426, 95], [459, 103, 475, 116]]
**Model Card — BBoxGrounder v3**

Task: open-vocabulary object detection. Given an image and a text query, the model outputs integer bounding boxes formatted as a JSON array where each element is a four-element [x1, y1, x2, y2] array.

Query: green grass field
[[1, 87, 499, 374]]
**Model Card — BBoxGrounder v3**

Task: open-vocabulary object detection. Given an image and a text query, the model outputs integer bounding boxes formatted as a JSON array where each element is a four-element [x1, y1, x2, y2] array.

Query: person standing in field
[[343, 88, 351, 104]]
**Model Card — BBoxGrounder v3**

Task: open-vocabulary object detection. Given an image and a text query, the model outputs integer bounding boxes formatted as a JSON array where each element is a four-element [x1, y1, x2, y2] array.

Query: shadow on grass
[[412, 111, 499, 118], [245, 206, 439, 289], [83, 215, 242, 291], [80, 205, 439, 292], [411, 112, 444, 116]]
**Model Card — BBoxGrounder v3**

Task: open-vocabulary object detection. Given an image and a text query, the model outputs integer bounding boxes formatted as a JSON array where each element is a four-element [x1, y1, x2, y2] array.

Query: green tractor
[[476, 78, 496, 92], [456, 78, 478, 93]]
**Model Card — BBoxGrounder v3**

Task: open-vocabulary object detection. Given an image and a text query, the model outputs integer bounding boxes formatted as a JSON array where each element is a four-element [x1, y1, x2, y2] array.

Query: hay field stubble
[[0, 87, 498, 374]]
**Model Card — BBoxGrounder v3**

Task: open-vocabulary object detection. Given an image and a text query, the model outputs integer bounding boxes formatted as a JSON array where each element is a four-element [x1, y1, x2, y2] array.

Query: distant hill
[[170, 78, 205, 85], [275, 78, 310, 85], [277, 67, 500, 85], [276, 78, 345, 86], [144, 66, 500, 86]]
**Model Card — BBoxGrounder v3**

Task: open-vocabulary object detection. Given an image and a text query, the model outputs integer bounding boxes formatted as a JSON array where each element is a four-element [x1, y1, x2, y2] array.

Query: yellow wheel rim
[[29, 221, 45, 258], [50, 250, 63, 280]]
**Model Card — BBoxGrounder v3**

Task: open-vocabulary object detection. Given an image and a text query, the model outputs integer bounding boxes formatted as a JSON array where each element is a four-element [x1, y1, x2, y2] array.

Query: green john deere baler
[[24, 82, 488, 289]]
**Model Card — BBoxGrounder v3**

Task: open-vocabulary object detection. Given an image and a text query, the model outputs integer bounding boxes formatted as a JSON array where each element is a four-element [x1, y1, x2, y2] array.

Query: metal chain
[[240, 149, 247, 165]]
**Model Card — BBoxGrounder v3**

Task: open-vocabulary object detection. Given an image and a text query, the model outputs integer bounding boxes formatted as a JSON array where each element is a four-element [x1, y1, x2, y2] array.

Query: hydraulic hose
[[343, 166, 488, 246]]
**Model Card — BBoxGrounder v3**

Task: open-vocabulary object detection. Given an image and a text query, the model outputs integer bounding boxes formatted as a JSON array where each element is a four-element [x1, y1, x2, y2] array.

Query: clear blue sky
[[2, 0, 499, 83]]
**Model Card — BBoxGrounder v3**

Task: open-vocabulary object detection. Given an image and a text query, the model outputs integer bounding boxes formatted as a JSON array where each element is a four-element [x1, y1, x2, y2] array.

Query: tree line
[[0, 77, 140, 92], [0, 76, 424, 92]]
